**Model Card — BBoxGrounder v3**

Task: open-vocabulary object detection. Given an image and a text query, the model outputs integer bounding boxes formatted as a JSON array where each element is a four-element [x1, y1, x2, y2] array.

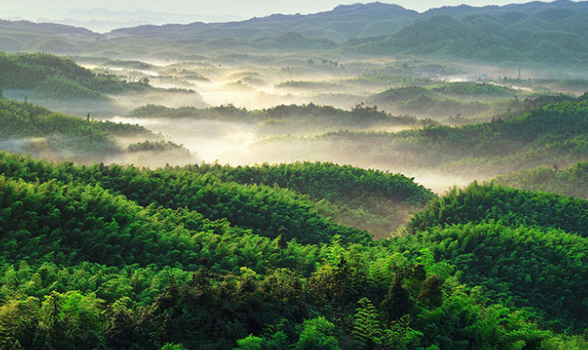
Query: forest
[[0, 53, 149, 99], [126, 104, 423, 136], [2, 0, 588, 348], [2, 57, 588, 349], [250, 94, 588, 182], [0, 98, 197, 167], [1, 152, 588, 349], [495, 161, 588, 199]]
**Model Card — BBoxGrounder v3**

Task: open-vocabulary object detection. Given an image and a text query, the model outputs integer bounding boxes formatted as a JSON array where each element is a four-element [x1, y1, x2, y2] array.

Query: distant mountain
[[1, 1, 588, 65], [46, 8, 241, 33], [108, 2, 418, 42], [36, 18, 154, 34], [0, 19, 99, 53], [423, 0, 588, 18], [348, 1, 588, 64]]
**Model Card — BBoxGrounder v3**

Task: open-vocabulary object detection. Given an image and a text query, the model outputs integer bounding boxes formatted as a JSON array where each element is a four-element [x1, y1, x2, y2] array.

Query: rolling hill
[[0, 152, 587, 348], [0, 98, 198, 165], [0, 52, 148, 99], [2, 2, 588, 66], [495, 161, 588, 199], [255, 95, 588, 177]]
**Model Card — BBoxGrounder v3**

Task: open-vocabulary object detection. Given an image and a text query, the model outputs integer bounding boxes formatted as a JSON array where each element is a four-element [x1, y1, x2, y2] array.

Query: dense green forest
[[403, 181, 588, 331], [126, 103, 422, 135], [0, 152, 429, 240], [0, 98, 153, 161], [0, 53, 148, 99], [257, 95, 588, 176], [0, 153, 587, 349], [178, 161, 435, 236], [495, 161, 588, 199], [369, 83, 572, 120], [3, 1, 588, 347]]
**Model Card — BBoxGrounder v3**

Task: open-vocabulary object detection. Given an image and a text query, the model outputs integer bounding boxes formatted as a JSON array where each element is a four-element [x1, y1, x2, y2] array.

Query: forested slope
[[1, 153, 587, 349], [259, 96, 588, 177], [0, 98, 153, 161], [126, 103, 419, 135], [397, 221, 588, 332], [398, 181, 588, 332], [0, 152, 372, 245], [407, 181, 588, 235], [188, 161, 435, 235], [496, 161, 588, 199], [0, 53, 148, 99]]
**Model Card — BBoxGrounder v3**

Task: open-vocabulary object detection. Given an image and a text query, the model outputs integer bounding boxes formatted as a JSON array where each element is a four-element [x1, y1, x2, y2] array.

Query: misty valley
[[2, 1, 588, 349]]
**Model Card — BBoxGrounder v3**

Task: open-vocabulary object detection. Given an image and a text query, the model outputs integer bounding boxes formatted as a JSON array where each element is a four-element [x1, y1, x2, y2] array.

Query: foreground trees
[[0, 153, 587, 348]]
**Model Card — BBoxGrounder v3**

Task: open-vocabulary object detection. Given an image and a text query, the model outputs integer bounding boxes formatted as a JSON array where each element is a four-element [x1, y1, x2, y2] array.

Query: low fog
[[111, 117, 257, 162], [72, 58, 585, 193], [108, 114, 484, 194], [5, 56, 585, 195]]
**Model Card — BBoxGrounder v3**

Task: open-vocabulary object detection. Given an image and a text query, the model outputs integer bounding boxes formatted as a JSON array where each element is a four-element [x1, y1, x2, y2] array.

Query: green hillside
[[495, 161, 588, 199], [0, 98, 198, 165], [182, 161, 435, 236], [0, 152, 373, 245], [0, 98, 150, 161], [401, 181, 588, 331], [406, 181, 588, 235], [0, 52, 148, 99], [0, 153, 587, 349], [126, 103, 419, 135], [258, 96, 588, 176]]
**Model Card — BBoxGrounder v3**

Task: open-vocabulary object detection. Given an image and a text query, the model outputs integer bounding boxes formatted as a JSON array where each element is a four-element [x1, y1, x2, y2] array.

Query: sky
[[1, 0, 545, 21]]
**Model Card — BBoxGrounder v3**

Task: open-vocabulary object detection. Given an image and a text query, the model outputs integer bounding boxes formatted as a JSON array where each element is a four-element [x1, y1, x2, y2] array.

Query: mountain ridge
[[2, 1, 588, 65]]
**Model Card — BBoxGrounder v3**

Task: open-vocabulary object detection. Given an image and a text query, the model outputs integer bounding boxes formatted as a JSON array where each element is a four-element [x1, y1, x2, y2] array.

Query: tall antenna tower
[[517, 64, 522, 80]]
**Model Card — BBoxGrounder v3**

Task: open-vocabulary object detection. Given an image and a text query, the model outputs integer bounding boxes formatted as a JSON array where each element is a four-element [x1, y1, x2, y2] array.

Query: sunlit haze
[[2, 0, 565, 23]]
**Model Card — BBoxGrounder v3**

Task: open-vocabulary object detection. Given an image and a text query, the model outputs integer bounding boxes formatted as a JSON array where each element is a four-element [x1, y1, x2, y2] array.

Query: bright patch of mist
[[394, 171, 479, 195], [108, 90, 207, 113], [0, 138, 54, 158], [111, 117, 258, 162], [106, 150, 200, 168]]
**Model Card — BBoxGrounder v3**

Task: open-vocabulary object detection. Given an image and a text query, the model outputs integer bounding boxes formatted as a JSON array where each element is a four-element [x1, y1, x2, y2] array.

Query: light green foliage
[[352, 298, 383, 348], [38, 291, 104, 349], [161, 343, 188, 350], [235, 335, 263, 350], [381, 315, 423, 350], [295, 317, 340, 350]]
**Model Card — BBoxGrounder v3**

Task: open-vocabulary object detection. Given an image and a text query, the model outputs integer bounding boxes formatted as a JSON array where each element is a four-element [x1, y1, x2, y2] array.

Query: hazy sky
[[1, 0, 556, 20]]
